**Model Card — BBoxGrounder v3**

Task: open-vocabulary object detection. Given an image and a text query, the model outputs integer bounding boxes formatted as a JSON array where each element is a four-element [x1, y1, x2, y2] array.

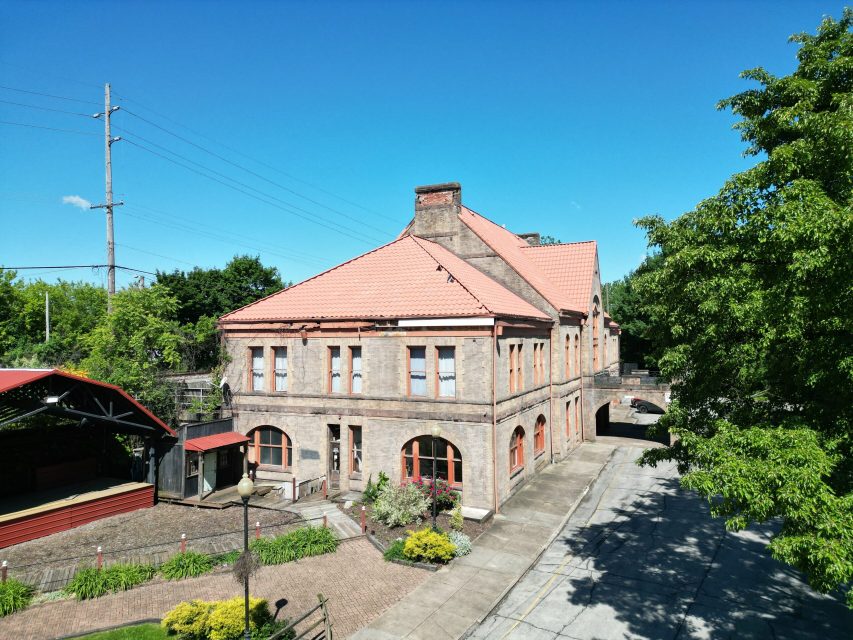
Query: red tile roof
[[184, 431, 249, 452], [0, 369, 175, 435], [522, 242, 598, 315], [221, 235, 549, 322], [458, 207, 596, 314]]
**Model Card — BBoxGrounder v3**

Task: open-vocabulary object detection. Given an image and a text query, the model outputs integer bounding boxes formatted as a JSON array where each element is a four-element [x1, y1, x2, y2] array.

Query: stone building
[[218, 182, 619, 512]]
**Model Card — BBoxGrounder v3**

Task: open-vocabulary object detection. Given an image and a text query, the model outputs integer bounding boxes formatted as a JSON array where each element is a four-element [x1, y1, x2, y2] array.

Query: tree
[[636, 10, 852, 605], [81, 284, 184, 425], [155, 254, 284, 325], [605, 255, 661, 368]]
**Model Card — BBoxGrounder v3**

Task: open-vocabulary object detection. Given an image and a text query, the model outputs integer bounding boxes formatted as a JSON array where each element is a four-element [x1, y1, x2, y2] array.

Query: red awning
[[184, 431, 249, 452]]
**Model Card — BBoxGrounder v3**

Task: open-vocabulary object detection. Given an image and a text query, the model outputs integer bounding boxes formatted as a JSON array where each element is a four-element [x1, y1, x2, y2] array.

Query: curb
[[459, 445, 618, 639], [58, 618, 162, 639]]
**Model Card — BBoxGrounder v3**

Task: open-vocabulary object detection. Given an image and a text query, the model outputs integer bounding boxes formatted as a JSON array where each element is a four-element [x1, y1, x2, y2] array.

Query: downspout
[[492, 324, 499, 515], [548, 324, 555, 462], [579, 320, 586, 442]]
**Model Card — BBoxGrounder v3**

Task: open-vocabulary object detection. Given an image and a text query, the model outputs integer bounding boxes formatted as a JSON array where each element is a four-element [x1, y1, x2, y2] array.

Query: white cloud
[[62, 195, 92, 210]]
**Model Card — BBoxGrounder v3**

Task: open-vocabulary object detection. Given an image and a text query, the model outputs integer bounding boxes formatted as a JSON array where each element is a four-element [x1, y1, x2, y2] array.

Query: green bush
[[250, 525, 338, 566], [450, 505, 464, 531], [448, 530, 472, 556], [0, 577, 33, 617], [162, 597, 273, 640], [382, 538, 406, 562], [64, 563, 155, 600], [209, 550, 241, 565], [160, 551, 214, 580], [371, 482, 429, 527], [403, 528, 456, 564], [362, 470, 389, 504]]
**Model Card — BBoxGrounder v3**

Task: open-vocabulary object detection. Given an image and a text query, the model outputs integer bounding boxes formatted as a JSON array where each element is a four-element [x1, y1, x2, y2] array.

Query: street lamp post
[[236, 473, 255, 640], [431, 425, 442, 530]]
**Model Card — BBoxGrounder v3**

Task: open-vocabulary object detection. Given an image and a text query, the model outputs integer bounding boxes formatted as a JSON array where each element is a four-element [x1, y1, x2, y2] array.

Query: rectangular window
[[186, 453, 199, 477], [350, 347, 362, 394], [566, 401, 571, 436], [509, 345, 516, 394], [408, 346, 427, 396], [565, 335, 570, 379], [250, 347, 264, 391], [575, 396, 581, 439], [539, 342, 546, 383], [274, 347, 287, 392], [350, 425, 362, 474], [533, 343, 539, 385], [329, 346, 341, 393], [436, 346, 456, 397], [516, 344, 523, 391]]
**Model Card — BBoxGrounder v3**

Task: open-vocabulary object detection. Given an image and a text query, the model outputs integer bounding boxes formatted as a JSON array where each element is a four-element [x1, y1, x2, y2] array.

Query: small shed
[[157, 418, 248, 502]]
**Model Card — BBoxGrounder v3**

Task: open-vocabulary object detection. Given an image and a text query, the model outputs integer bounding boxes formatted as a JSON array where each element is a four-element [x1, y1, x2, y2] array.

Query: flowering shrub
[[450, 504, 464, 531], [410, 477, 460, 512], [448, 530, 472, 556], [403, 528, 456, 563], [162, 596, 278, 640], [371, 482, 430, 527]]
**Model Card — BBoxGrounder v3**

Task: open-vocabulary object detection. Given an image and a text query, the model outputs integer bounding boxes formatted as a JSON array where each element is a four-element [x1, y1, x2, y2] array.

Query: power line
[[121, 206, 328, 268], [0, 120, 100, 136], [113, 90, 398, 223], [0, 83, 102, 106], [115, 242, 199, 267], [0, 98, 93, 117], [2, 264, 157, 276], [119, 110, 393, 236], [122, 138, 382, 245]]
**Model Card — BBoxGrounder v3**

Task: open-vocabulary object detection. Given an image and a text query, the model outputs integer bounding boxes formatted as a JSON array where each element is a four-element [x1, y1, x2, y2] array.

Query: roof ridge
[[409, 236, 493, 315], [459, 205, 526, 245], [521, 240, 597, 249], [220, 235, 415, 321]]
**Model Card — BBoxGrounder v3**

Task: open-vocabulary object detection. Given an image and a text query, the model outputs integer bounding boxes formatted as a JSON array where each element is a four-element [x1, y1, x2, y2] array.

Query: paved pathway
[[0, 538, 425, 640], [286, 499, 363, 539], [351, 443, 617, 640], [469, 442, 853, 640]]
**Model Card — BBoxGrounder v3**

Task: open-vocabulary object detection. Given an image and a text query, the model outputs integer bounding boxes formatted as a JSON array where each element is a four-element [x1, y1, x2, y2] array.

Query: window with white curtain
[[251, 347, 264, 391], [437, 346, 456, 397], [274, 347, 287, 391], [350, 346, 362, 394], [409, 346, 426, 396], [329, 346, 341, 393]]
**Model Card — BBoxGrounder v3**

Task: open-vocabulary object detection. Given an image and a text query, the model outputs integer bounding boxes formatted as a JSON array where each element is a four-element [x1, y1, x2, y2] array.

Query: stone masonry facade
[[220, 182, 619, 512]]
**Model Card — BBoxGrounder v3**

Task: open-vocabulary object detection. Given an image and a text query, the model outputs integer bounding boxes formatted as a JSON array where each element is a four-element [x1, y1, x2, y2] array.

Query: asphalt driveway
[[469, 442, 852, 640]]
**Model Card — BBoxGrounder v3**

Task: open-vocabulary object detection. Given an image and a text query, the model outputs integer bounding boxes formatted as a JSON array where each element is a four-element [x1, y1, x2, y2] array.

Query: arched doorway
[[401, 435, 462, 489], [595, 403, 609, 435]]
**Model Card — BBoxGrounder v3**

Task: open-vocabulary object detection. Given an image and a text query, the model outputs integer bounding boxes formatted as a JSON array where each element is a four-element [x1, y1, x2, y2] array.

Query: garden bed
[[338, 502, 490, 549]]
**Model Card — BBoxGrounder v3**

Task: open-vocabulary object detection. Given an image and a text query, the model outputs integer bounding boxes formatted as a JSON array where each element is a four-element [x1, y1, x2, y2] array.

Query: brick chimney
[[410, 182, 462, 251], [519, 232, 540, 246]]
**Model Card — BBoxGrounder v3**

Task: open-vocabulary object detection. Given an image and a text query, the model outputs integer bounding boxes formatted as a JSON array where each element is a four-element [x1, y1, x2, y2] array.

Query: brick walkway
[[0, 538, 427, 640]]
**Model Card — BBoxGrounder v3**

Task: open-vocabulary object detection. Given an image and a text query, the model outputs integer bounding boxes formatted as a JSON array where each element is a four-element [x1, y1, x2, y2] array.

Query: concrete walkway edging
[[458, 446, 616, 639]]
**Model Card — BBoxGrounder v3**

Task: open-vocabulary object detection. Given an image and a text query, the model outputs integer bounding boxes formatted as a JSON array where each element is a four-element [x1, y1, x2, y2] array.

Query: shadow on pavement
[[597, 420, 670, 445], [549, 477, 852, 639]]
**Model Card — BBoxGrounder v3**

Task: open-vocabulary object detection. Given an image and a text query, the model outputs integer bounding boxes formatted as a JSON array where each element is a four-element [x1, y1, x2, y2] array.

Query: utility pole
[[90, 83, 123, 312], [45, 292, 50, 343]]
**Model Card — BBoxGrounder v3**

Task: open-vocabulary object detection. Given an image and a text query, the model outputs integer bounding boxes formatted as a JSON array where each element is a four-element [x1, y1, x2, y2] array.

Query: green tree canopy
[[155, 254, 284, 325], [637, 10, 852, 605], [81, 284, 184, 424], [604, 255, 661, 368]]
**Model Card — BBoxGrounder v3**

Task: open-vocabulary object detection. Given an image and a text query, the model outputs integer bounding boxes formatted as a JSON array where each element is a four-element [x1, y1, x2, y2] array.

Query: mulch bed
[[2, 503, 300, 580], [337, 502, 491, 548]]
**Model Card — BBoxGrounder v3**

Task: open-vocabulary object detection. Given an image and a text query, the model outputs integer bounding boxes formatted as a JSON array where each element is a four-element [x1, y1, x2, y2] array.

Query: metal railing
[[269, 593, 333, 640]]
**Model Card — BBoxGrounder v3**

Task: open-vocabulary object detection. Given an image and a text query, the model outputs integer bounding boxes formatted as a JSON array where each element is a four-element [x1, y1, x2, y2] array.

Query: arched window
[[402, 436, 462, 488], [565, 334, 570, 378], [592, 300, 601, 371], [247, 426, 292, 470], [510, 426, 525, 473], [574, 333, 580, 375], [534, 415, 546, 456]]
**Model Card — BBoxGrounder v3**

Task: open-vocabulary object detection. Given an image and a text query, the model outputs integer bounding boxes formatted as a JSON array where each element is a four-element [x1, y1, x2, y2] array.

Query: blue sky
[[0, 0, 846, 289]]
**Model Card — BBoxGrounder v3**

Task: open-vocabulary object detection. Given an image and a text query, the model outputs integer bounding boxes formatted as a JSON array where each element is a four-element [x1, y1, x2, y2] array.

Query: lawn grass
[[72, 622, 167, 639]]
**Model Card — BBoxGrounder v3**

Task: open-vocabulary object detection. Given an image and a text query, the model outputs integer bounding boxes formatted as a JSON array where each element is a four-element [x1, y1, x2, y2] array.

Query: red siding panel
[[0, 484, 154, 549]]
